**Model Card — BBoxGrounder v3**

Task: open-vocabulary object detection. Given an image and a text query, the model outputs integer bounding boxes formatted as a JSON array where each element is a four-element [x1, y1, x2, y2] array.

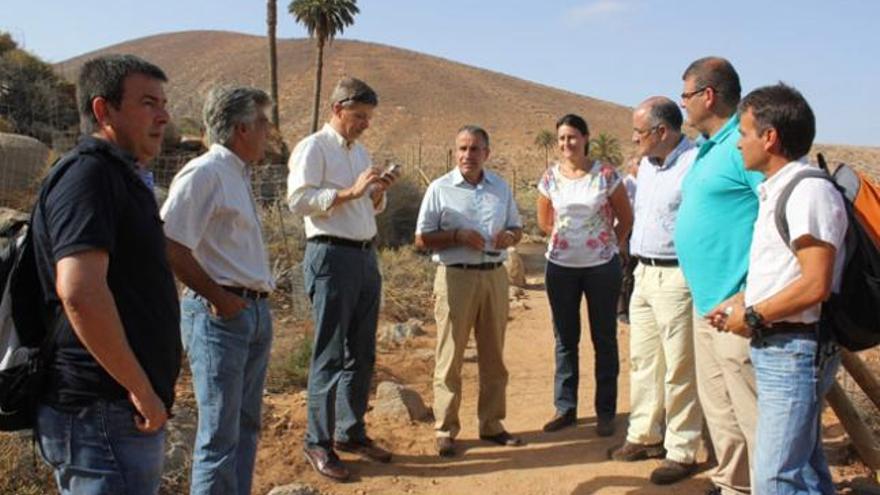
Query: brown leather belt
[[447, 262, 504, 271], [222, 286, 270, 299]]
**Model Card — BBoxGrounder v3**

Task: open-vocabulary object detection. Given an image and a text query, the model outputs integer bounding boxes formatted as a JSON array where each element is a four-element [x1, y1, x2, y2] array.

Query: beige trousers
[[694, 309, 757, 494], [626, 264, 702, 463], [432, 265, 509, 439]]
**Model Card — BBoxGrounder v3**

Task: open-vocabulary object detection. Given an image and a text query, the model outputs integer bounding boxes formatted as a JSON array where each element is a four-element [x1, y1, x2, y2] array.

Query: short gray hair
[[202, 86, 271, 146], [641, 96, 683, 132], [329, 77, 378, 107], [457, 125, 490, 148]]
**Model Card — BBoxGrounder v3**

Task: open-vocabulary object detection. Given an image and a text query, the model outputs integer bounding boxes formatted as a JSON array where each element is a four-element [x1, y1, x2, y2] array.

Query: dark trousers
[[303, 242, 381, 450], [545, 257, 622, 419], [618, 253, 638, 319]]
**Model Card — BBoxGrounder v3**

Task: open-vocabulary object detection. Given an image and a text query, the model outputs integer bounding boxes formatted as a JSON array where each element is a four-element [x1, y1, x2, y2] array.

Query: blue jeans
[[303, 241, 381, 450], [181, 292, 273, 495], [36, 399, 165, 495], [752, 332, 840, 495], [545, 257, 622, 419]]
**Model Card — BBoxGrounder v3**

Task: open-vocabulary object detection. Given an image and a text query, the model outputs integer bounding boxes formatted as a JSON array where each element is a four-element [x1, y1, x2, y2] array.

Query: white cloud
[[566, 0, 629, 25]]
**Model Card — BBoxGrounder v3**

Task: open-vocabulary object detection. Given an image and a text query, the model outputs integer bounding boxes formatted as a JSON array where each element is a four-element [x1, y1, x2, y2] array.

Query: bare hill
[[58, 30, 880, 181], [57, 30, 632, 176]]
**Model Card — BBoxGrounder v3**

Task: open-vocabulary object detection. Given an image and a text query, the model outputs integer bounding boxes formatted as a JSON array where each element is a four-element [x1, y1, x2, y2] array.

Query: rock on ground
[[373, 381, 430, 421], [379, 318, 425, 345], [505, 247, 526, 287], [266, 482, 321, 495]]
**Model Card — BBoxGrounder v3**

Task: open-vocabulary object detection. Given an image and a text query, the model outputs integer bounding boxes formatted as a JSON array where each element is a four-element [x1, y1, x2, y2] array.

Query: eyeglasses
[[680, 86, 710, 101], [633, 125, 660, 136]]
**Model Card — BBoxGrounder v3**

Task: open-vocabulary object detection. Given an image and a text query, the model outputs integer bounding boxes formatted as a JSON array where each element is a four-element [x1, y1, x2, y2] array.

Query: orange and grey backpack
[[775, 154, 880, 351]]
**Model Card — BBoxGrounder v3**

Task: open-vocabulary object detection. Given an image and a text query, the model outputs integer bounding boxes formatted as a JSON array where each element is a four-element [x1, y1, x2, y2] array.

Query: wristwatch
[[744, 306, 766, 338]]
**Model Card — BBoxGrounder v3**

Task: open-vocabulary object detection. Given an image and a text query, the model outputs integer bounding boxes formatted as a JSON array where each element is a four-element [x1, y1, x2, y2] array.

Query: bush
[[375, 175, 423, 248], [379, 246, 435, 322], [273, 334, 313, 390]]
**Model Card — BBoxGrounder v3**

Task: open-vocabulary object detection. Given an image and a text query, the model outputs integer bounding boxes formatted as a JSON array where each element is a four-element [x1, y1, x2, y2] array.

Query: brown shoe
[[479, 430, 524, 447], [436, 437, 455, 457], [542, 411, 576, 432], [302, 446, 349, 481], [609, 441, 666, 462], [650, 459, 697, 485], [334, 437, 392, 463]]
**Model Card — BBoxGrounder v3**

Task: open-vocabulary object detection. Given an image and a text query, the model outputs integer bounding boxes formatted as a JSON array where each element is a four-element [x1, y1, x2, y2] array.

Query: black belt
[[636, 256, 679, 267], [447, 262, 504, 271], [222, 286, 270, 299], [308, 235, 373, 250], [755, 321, 818, 340]]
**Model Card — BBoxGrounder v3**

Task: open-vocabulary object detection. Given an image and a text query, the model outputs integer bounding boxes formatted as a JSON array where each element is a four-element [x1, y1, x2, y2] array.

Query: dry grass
[[0, 433, 54, 495]]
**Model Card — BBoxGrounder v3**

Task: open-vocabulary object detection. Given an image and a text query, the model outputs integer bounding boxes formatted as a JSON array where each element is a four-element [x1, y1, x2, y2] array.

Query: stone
[[373, 381, 429, 421], [509, 286, 525, 300], [379, 318, 425, 344], [0, 133, 50, 202], [505, 247, 526, 287], [267, 483, 321, 495]]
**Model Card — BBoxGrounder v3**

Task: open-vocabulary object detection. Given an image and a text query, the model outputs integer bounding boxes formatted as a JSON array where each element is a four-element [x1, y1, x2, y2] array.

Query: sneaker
[[650, 459, 697, 485], [596, 417, 615, 437], [609, 441, 666, 461], [542, 411, 576, 432]]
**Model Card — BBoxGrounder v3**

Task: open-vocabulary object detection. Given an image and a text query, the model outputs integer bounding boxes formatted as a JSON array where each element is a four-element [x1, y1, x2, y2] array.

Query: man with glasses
[[287, 77, 398, 481], [610, 97, 701, 486], [674, 57, 763, 495]]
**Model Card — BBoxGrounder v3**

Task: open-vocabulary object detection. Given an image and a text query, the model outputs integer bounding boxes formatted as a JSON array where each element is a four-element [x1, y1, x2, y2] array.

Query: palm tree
[[267, 0, 279, 129], [534, 129, 555, 168], [589, 132, 624, 166], [288, 0, 360, 133]]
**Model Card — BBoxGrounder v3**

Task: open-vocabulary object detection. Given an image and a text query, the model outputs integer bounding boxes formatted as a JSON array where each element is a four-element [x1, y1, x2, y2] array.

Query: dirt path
[[255, 243, 719, 494]]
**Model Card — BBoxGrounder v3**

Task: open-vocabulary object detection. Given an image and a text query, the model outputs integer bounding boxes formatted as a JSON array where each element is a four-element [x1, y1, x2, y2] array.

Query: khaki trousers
[[694, 309, 757, 494], [626, 264, 702, 463], [432, 265, 509, 439]]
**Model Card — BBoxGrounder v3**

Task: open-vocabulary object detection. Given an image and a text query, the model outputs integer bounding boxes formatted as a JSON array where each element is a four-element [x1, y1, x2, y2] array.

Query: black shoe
[[436, 437, 455, 457], [479, 430, 524, 447], [542, 411, 577, 432], [650, 459, 696, 485], [609, 441, 666, 461], [596, 417, 615, 437], [334, 437, 392, 463]]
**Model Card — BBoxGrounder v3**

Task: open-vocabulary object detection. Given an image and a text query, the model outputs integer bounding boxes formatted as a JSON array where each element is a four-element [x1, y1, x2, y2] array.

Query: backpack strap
[[774, 168, 835, 248]]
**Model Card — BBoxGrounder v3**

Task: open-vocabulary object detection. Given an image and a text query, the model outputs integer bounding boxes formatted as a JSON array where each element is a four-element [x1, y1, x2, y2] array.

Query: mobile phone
[[383, 163, 400, 178]]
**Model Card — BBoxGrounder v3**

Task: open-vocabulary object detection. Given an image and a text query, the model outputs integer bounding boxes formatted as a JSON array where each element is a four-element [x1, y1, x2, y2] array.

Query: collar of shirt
[[649, 136, 694, 170], [78, 135, 140, 173], [451, 166, 492, 187], [696, 114, 739, 159], [757, 160, 804, 202], [321, 123, 354, 150], [208, 143, 251, 179]]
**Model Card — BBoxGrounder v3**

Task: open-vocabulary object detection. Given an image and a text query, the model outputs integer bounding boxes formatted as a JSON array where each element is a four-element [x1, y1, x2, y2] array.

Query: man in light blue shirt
[[415, 125, 522, 458], [674, 57, 763, 495], [611, 97, 702, 486]]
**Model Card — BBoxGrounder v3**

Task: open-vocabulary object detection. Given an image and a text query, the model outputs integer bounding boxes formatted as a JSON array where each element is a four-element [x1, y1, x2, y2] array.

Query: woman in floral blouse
[[536, 113, 633, 437]]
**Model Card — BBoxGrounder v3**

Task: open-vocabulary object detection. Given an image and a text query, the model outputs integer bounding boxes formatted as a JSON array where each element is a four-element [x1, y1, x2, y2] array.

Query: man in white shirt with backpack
[[707, 83, 846, 495]]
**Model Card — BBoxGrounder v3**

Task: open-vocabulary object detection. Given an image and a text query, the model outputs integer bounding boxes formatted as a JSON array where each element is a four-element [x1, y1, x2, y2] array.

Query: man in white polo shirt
[[287, 77, 398, 481], [708, 83, 846, 495], [161, 86, 275, 495], [415, 125, 523, 458], [611, 97, 702, 486]]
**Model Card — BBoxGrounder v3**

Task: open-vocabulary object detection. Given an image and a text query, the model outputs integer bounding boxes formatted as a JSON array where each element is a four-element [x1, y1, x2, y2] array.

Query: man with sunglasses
[[611, 97, 701, 486], [287, 77, 397, 481], [674, 57, 764, 495]]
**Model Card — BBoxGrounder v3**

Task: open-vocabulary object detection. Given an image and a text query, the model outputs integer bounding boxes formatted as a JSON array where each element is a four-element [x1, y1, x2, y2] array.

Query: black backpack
[[774, 157, 880, 351], [0, 155, 77, 431]]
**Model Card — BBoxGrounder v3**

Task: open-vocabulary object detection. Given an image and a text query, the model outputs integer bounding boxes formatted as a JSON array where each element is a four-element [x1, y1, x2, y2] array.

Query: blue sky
[[4, 0, 879, 146]]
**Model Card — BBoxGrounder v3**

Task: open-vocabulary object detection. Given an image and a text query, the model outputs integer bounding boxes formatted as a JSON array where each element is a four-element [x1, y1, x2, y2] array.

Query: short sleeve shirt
[[674, 116, 764, 315], [538, 161, 622, 267], [31, 137, 181, 411], [745, 161, 847, 323]]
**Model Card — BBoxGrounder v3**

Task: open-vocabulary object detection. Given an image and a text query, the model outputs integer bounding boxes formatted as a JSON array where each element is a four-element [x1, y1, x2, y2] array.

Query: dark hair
[[556, 114, 590, 156], [738, 83, 815, 161], [682, 56, 741, 109], [457, 124, 490, 148], [647, 97, 683, 132], [555, 113, 589, 136], [77, 54, 167, 134]]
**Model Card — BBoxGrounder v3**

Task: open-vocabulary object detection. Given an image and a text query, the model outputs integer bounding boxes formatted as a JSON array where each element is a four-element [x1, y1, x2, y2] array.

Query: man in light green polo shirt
[[674, 57, 763, 495]]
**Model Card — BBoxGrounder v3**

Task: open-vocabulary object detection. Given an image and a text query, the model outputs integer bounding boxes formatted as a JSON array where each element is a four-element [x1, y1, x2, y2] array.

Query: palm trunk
[[267, 0, 279, 129], [310, 38, 325, 134]]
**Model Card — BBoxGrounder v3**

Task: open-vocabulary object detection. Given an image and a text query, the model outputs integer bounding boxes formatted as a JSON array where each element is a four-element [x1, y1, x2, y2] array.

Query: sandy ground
[[251, 244, 869, 495]]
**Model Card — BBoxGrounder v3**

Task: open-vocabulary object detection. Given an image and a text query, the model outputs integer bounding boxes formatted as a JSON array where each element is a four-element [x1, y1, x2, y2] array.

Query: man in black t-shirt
[[31, 54, 181, 495]]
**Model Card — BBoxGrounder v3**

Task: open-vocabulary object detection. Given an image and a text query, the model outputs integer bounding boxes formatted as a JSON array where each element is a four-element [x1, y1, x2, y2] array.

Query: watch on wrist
[[744, 306, 766, 335]]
